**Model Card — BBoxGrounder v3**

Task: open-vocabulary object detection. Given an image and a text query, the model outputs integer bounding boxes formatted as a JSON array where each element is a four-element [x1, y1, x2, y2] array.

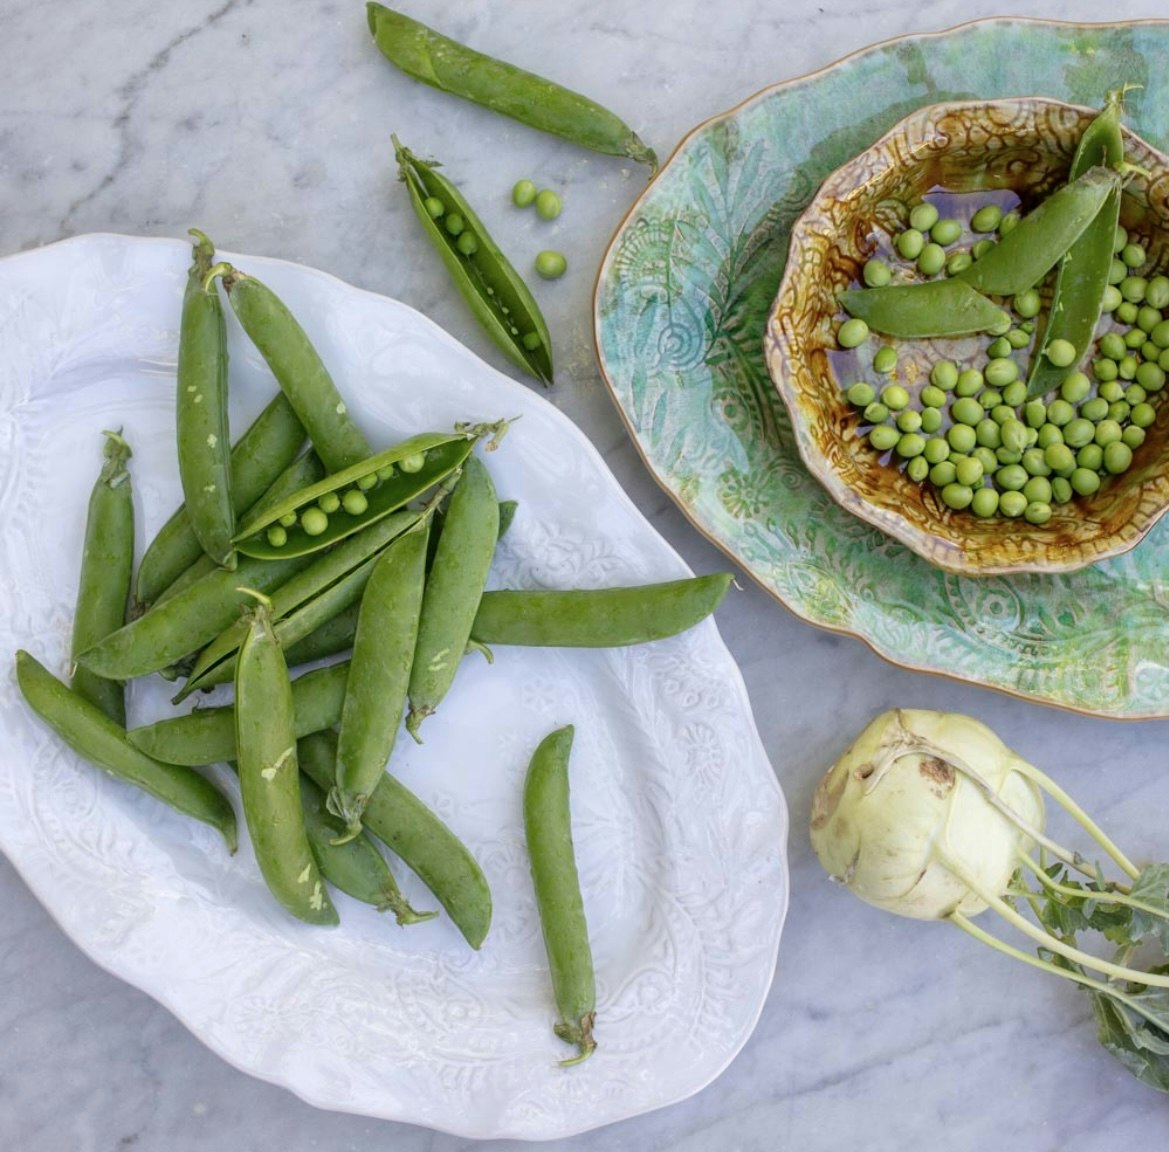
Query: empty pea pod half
[[232, 423, 505, 559], [394, 137, 554, 387]]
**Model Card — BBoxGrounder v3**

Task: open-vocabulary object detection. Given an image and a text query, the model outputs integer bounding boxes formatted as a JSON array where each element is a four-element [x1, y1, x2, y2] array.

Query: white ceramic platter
[[0, 235, 788, 1140]]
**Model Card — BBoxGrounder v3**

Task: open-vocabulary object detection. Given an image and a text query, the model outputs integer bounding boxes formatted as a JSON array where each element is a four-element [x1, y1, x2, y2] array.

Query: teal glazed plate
[[595, 17, 1169, 720]]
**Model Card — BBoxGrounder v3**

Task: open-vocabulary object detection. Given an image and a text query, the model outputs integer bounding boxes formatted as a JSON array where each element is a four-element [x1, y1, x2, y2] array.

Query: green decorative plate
[[594, 17, 1169, 721]]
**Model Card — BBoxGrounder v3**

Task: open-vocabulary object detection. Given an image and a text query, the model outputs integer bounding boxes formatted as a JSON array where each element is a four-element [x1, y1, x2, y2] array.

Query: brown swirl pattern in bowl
[[764, 97, 1169, 576]]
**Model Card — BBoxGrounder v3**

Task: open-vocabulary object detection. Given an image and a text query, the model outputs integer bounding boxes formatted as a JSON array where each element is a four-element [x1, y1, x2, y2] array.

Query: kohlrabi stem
[[1011, 761, 1140, 881], [950, 911, 1169, 1034], [1015, 849, 1158, 917], [938, 849, 1169, 989]]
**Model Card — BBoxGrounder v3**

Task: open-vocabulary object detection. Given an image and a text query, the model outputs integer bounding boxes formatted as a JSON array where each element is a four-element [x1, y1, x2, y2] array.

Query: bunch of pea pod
[[13, 230, 729, 1065]]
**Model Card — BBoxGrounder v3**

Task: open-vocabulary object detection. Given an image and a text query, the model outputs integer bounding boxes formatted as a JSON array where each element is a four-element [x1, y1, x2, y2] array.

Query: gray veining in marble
[[5, 0, 1169, 1149]]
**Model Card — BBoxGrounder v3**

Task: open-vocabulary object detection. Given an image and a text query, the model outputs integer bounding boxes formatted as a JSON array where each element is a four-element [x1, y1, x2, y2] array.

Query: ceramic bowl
[[764, 96, 1169, 576]]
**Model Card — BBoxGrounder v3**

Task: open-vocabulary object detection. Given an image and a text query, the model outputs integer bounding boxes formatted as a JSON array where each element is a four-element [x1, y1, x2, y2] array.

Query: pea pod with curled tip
[[232, 424, 503, 559], [524, 724, 596, 1066], [297, 757, 435, 926], [299, 728, 492, 950], [15, 650, 237, 853], [71, 432, 135, 726], [77, 549, 314, 681], [176, 230, 235, 569], [330, 516, 432, 839], [146, 446, 323, 611], [395, 138, 554, 387], [234, 591, 337, 926], [407, 453, 499, 741], [1026, 91, 1127, 400], [207, 264, 371, 473], [837, 278, 1008, 339], [368, 5, 656, 169]]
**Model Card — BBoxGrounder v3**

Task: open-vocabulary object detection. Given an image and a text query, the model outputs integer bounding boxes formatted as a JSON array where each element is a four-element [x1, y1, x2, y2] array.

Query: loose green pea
[[946, 251, 973, 275], [1024, 400, 1047, 429], [896, 432, 926, 458], [1051, 476, 1073, 504], [1101, 285, 1123, 312], [1094, 358, 1119, 382], [1025, 501, 1052, 525], [1046, 399, 1074, 427], [838, 318, 869, 348], [975, 419, 1001, 449], [1081, 396, 1109, 422], [847, 382, 876, 407], [1063, 418, 1095, 449], [1104, 440, 1134, 474], [1071, 467, 1101, 496], [920, 385, 946, 408], [917, 243, 946, 277], [1122, 242, 1147, 269], [444, 212, 466, 236], [1126, 384, 1148, 405], [923, 437, 950, 464], [1132, 402, 1157, 428], [1100, 332, 1127, 361], [1144, 340, 1163, 362], [896, 409, 922, 433], [1150, 320, 1169, 349], [1044, 443, 1075, 474], [910, 202, 939, 231], [881, 384, 910, 410], [973, 446, 998, 474], [987, 337, 1012, 359], [873, 346, 898, 374], [999, 490, 1027, 518], [1117, 301, 1140, 324], [1013, 289, 1041, 319], [1006, 328, 1032, 350], [863, 401, 889, 424], [1036, 424, 1064, 450], [1108, 400, 1131, 422], [985, 358, 1018, 387], [930, 461, 958, 487], [535, 189, 562, 220], [1095, 419, 1123, 446], [952, 397, 983, 426], [954, 368, 983, 396], [941, 482, 973, 510], [1136, 362, 1166, 392], [1113, 225, 1129, 254], [535, 250, 568, 279], [1109, 259, 1128, 286], [863, 259, 892, 287], [869, 425, 900, 451], [987, 309, 1012, 336], [301, 507, 328, 536], [955, 456, 984, 486], [906, 456, 930, 482], [991, 404, 1016, 425], [1123, 425, 1148, 449], [1077, 443, 1104, 471], [996, 447, 1023, 465], [1147, 276, 1169, 310], [970, 487, 1000, 517], [1023, 474, 1052, 503], [512, 179, 538, 208], [1138, 306, 1163, 333], [1127, 326, 1150, 349], [971, 203, 1003, 233], [1046, 339, 1077, 368], [423, 195, 445, 218], [931, 218, 962, 246], [947, 424, 977, 454], [1121, 276, 1149, 303], [920, 408, 942, 434], [1000, 419, 1028, 454], [1160, 348, 1169, 371], [979, 389, 1002, 410], [932, 361, 961, 391], [998, 210, 1020, 235], [1119, 355, 1139, 380], [1060, 372, 1091, 403], [996, 464, 1027, 491], [342, 489, 369, 515], [896, 228, 925, 260]]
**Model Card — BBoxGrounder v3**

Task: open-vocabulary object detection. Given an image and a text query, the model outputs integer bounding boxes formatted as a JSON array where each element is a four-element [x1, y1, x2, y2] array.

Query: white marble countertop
[[6, 1, 1169, 1148]]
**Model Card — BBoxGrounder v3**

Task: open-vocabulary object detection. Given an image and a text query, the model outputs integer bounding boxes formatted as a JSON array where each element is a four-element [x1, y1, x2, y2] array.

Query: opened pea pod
[[232, 422, 505, 559], [395, 138, 554, 387]]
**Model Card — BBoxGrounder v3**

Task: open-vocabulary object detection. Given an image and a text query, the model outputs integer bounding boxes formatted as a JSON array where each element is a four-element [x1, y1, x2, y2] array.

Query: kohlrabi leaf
[[1091, 986, 1169, 1092], [1126, 864, 1169, 953]]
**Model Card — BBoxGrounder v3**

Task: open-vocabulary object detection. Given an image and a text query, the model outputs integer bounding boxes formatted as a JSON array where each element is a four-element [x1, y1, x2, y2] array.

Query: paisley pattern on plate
[[595, 17, 1169, 718], [0, 235, 787, 1139]]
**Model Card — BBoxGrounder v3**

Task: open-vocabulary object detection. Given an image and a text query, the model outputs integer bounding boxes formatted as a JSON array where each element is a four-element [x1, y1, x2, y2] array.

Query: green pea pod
[[175, 513, 418, 701], [211, 266, 372, 473], [232, 427, 495, 559], [395, 138, 554, 387], [1025, 93, 1127, 400], [77, 551, 314, 680], [837, 279, 1007, 338], [129, 662, 351, 767], [16, 650, 237, 853], [471, 573, 733, 648], [299, 728, 492, 950], [407, 454, 499, 741], [523, 724, 595, 1066], [281, 602, 361, 668], [136, 393, 306, 608], [958, 166, 1122, 297], [176, 508, 417, 700], [368, 6, 655, 169], [331, 519, 431, 838], [71, 432, 135, 725], [235, 595, 338, 926], [297, 753, 436, 925], [176, 230, 235, 568]]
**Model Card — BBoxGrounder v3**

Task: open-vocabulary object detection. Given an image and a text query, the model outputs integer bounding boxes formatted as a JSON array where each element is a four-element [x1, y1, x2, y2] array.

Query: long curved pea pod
[[211, 265, 371, 473], [523, 724, 596, 1066], [958, 166, 1121, 297], [394, 138, 554, 387], [299, 728, 492, 950], [235, 596, 338, 926], [837, 278, 1006, 339], [175, 520, 414, 701], [331, 520, 430, 837], [77, 551, 314, 681], [71, 432, 135, 725], [471, 572, 733, 648], [174, 508, 417, 701], [1026, 93, 1126, 400], [297, 754, 436, 926], [368, 5, 655, 169], [281, 602, 361, 667], [232, 428, 493, 559], [15, 650, 237, 853], [129, 662, 351, 767], [407, 454, 499, 741], [176, 230, 234, 568]]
